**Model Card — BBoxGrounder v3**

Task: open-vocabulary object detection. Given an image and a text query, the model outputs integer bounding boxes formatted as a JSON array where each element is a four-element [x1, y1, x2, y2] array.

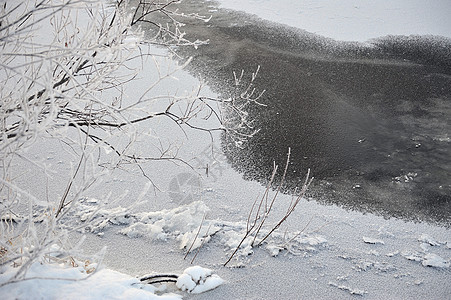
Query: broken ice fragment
[[418, 234, 441, 246], [422, 253, 450, 268]]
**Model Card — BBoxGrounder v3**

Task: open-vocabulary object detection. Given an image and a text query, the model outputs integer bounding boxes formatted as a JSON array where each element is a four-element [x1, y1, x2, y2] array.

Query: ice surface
[[215, 0, 451, 42]]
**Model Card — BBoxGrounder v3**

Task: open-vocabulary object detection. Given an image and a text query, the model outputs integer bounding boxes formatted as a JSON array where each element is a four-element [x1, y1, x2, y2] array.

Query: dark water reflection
[[145, 1, 451, 225]]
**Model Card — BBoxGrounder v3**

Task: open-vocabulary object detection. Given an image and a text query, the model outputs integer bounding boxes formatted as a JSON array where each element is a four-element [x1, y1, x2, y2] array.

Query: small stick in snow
[[184, 213, 206, 260], [140, 274, 178, 284], [191, 224, 212, 264]]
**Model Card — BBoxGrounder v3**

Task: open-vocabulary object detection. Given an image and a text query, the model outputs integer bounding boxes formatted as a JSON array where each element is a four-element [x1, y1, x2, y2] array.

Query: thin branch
[[191, 224, 211, 264], [140, 274, 178, 282], [184, 213, 206, 260]]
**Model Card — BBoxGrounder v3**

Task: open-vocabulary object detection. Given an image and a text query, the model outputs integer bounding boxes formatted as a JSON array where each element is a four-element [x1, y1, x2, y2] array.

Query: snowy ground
[[1, 1, 451, 299], [0, 260, 222, 299]]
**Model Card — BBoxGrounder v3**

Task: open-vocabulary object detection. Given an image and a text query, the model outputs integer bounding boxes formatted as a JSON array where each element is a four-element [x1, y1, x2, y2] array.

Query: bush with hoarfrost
[[0, 0, 259, 290]]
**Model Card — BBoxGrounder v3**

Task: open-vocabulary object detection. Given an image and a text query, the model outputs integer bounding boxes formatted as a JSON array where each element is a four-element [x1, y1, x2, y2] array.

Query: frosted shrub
[[0, 0, 260, 286]]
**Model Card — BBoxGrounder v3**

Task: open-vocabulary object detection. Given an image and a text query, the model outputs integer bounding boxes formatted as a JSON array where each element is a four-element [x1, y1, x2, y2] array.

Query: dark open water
[[145, 1, 451, 225]]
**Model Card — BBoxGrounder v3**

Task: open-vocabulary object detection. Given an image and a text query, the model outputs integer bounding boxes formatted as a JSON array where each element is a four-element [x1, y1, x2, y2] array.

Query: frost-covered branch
[[224, 149, 313, 266], [0, 0, 261, 288]]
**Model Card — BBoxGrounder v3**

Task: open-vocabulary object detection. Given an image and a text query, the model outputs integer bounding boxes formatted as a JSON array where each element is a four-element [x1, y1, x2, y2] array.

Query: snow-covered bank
[[213, 0, 451, 42], [0, 262, 223, 299], [76, 165, 451, 299]]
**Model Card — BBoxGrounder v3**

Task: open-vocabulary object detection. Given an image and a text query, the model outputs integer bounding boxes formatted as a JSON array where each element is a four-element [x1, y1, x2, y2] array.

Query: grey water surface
[[146, 1, 451, 225]]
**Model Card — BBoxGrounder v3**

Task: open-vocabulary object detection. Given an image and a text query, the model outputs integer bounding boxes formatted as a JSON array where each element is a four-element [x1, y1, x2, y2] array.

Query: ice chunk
[[418, 234, 441, 246], [401, 250, 423, 262], [422, 253, 450, 268]]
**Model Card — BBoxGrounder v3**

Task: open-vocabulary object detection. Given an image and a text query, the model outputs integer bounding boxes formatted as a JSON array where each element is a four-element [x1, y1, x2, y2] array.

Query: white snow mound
[[176, 266, 224, 294], [0, 262, 181, 300]]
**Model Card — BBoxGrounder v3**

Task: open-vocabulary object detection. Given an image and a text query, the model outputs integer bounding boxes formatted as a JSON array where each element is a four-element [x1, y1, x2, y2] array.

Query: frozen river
[[149, 0, 451, 225], [3, 1, 451, 299]]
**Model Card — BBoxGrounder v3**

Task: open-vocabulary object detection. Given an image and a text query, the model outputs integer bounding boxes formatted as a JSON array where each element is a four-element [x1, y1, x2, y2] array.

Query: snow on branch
[[0, 0, 261, 289]]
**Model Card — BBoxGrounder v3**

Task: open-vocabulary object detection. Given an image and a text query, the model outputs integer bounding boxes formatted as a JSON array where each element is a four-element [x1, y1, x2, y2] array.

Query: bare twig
[[191, 224, 211, 264], [184, 213, 206, 260], [224, 149, 313, 266], [139, 273, 178, 284]]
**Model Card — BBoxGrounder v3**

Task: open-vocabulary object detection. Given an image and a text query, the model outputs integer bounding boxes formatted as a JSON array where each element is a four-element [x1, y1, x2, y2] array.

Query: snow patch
[[422, 253, 450, 269], [0, 262, 182, 299], [75, 200, 211, 244], [418, 234, 441, 246], [329, 281, 367, 296], [401, 251, 450, 269], [74, 199, 328, 262], [401, 250, 424, 262], [265, 244, 284, 257], [176, 266, 224, 294]]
